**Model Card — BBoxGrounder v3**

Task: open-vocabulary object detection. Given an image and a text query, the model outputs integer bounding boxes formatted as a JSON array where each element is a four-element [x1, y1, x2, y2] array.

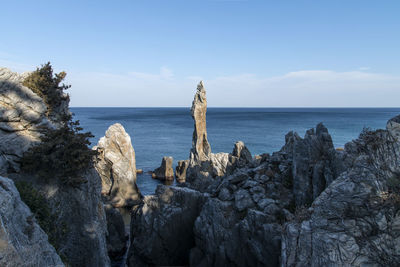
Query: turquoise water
[[71, 107, 400, 195]]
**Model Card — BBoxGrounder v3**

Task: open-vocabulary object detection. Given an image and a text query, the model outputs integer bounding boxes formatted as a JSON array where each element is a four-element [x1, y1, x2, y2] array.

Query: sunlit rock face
[[190, 81, 211, 163], [94, 123, 141, 207], [0, 68, 68, 174]]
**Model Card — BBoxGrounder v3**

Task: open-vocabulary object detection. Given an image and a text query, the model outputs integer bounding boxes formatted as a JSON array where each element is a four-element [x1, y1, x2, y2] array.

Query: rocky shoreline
[[1, 66, 400, 266]]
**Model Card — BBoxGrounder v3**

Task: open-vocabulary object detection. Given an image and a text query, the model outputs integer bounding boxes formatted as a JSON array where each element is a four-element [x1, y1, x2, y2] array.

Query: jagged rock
[[152, 156, 174, 181], [191, 198, 282, 267], [94, 123, 141, 207], [0, 68, 67, 174], [128, 185, 206, 267], [284, 123, 344, 206], [281, 124, 400, 267], [387, 114, 400, 141], [175, 159, 189, 182], [105, 204, 127, 262], [232, 141, 253, 165], [0, 176, 64, 267]]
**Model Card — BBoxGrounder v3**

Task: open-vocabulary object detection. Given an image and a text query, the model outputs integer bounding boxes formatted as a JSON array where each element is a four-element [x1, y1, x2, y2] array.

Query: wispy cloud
[[65, 68, 400, 107]]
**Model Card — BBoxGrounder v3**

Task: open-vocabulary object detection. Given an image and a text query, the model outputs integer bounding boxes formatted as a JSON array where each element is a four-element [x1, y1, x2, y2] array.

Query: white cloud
[[1, 60, 399, 107]]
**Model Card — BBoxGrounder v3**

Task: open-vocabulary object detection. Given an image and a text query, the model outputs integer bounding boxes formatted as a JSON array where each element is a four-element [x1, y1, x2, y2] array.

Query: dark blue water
[[71, 107, 400, 195]]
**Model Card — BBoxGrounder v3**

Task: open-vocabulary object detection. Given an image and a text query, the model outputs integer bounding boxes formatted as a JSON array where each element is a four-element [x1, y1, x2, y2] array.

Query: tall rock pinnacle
[[190, 81, 211, 162]]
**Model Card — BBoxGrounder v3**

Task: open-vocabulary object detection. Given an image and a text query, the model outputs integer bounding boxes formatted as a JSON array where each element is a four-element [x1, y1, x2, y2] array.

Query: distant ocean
[[71, 107, 400, 195]]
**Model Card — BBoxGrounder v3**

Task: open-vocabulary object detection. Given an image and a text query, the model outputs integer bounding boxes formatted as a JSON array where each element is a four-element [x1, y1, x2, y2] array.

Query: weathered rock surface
[[175, 159, 189, 182], [0, 176, 64, 267], [284, 123, 344, 206], [152, 156, 174, 180], [94, 123, 141, 207], [128, 185, 206, 266], [281, 121, 400, 267], [105, 204, 127, 262], [190, 81, 211, 163], [34, 168, 110, 266], [0, 68, 67, 174]]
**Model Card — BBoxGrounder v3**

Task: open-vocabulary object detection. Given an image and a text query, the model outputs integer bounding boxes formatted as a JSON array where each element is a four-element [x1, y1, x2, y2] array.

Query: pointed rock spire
[[190, 81, 211, 162]]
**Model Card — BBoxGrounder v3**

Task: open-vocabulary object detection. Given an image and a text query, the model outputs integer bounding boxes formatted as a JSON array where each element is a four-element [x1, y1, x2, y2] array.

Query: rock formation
[[286, 123, 345, 206], [0, 176, 64, 267], [281, 120, 400, 266], [190, 81, 211, 163], [105, 204, 128, 262], [127, 121, 347, 267], [0, 68, 68, 174], [94, 123, 141, 207], [175, 159, 189, 182], [128, 185, 206, 266], [0, 67, 110, 266], [152, 156, 174, 181]]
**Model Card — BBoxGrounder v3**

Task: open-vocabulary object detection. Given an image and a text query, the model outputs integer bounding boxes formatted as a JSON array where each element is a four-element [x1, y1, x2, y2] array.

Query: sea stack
[[190, 81, 211, 162], [94, 123, 141, 207], [152, 156, 174, 181]]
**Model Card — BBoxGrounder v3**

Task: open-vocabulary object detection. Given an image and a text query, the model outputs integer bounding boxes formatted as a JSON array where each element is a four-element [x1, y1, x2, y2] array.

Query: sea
[[71, 107, 400, 196]]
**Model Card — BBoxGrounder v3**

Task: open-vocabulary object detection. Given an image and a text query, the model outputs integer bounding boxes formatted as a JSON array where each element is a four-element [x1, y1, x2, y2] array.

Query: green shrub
[[21, 119, 97, 186], [21, 63, 97, 186], [23, 62, 70, 119]]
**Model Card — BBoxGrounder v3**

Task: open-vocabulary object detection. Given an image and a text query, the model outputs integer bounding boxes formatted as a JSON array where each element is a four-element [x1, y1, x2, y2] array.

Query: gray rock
[[94, 123, 141, 207], [152, 156, 174, 181], [105, 204, 127, 261], [281, 127, 400, 267], [289, 123, 344, 206], [191, 198, 282, 267], [39, 168, 111, 267], [175, 159, 189, 182], [127, 185, 206, 266], [0, 68, 66, 174], [0, 176, 64, 267]]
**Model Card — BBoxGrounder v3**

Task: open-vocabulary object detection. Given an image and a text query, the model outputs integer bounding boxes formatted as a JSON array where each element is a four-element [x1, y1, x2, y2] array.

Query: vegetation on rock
[[23, 62, 70, 118], [15, 181, 67, 254], [21, 63, 97, 186]]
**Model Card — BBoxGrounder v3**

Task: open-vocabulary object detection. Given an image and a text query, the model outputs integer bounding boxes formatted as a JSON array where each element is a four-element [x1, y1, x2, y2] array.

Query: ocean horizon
[[72, 107, 400, 195]]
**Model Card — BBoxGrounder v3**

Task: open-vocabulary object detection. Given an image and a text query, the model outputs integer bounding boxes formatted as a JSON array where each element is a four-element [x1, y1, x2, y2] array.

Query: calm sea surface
[[71, 107, 400, 195]]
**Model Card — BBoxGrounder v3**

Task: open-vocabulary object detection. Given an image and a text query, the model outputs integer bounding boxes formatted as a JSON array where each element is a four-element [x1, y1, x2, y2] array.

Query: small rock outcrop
[[128, 185, 206, 266], [94, 123, 141, 207], [152, 156, 174, 181], [175, 159, 189, 182], [0, 176, 64, 267]]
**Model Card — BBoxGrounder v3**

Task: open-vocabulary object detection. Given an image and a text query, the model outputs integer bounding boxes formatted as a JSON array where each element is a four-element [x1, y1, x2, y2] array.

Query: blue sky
[[1, 0, 399, 107]]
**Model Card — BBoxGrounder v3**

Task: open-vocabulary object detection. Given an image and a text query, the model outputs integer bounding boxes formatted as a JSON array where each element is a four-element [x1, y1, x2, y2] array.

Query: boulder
[[94, 123, 141, 207], [175, 159, 189, 182], [152, 156, 174, 181], [0, 176, 64, 267]]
